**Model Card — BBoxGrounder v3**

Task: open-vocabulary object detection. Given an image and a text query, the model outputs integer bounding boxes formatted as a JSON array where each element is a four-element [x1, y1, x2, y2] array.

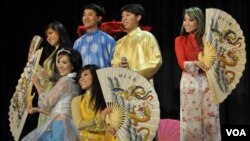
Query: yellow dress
[[35, 47, 58, 126], [71, 91, 117, 141], [111, 27, 162, 80]]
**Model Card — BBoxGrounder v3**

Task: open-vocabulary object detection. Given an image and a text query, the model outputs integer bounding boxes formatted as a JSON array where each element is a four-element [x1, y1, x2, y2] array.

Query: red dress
[[175, 34, 221, 141], [175, 34, 201, 71]]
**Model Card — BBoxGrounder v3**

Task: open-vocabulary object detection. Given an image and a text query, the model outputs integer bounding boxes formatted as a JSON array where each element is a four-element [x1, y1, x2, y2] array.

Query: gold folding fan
[[198, 8, 246, 104], [97, 67, 160, 141], [105, 102, 125, 131], [27, 35, 43, 60], [8, 36, 43, 141]]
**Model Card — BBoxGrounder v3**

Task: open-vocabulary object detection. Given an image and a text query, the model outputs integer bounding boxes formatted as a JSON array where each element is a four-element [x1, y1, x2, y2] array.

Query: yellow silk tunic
[[71, 91, 117, 141], [36, 48, 57, 91], [112, 27, 162, 79], [35, 47, 58, 126]]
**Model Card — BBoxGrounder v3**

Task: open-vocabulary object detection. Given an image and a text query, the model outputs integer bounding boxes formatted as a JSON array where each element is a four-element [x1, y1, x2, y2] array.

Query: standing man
[[112, 4, 162, 80], [74, 3, 115, 68]]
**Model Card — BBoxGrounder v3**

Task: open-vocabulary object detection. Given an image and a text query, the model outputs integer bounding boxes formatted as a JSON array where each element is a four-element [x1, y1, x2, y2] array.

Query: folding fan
[[27, 35, 43, 60], [198, 8, 246, 104], [8, 46, 43, 141], [97, 67, 160, 141], [157, 119, 180, 141]]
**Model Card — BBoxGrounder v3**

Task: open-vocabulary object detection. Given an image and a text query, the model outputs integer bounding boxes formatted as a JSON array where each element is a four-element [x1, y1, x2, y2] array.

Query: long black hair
[[44, 21, 72, 73], [180, 7, 205, 48], [77, 64, 106, 113], [56, 48, 82, 73]]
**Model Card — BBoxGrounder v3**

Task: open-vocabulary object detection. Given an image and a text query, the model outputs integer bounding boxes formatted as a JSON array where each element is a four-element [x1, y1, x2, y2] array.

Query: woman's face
[[82, 9, 101, 32], [46, 28, 60, 47], [56, 54, 73, 76], [79, 69, 93, 90], [121, 11, 140, 33], [183, 13, 198, 34]]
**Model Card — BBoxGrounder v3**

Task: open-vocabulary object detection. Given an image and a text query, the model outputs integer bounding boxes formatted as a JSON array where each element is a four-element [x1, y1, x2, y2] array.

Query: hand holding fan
[[97, 67, 160, 141], [8, 42, 43, 141]]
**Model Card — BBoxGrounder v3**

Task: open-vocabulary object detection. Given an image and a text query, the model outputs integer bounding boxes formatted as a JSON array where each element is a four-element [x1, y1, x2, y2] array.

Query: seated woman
[[71, 64, 117, 141], [22, 48, 82, 141]]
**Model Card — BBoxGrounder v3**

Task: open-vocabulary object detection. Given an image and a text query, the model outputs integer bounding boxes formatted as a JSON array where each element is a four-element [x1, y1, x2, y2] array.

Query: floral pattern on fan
[[97, 67, 160, 141]]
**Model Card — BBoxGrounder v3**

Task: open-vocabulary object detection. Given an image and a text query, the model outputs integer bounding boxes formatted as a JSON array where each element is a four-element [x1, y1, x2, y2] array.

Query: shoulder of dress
[[138, 31, 157, 40], [72, 95, 82, 103], [175, 36, 187, 43], [139, 30, 151, 35], [71, 96, 81, 108], [117, 35, 127, 42], [57, 76, 72, 85], [74, 36, 84, 44], [99, 30, 109, 36], [100, 31, 115, 40]]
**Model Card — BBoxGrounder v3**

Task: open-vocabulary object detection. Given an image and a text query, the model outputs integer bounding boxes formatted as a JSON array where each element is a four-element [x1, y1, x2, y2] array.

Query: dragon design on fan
[[108, 77, 153, 141], [220, 48, 240, 68], [200, 8, 246, 104], [211, 28, 243, 47], [209, 19, 243, 92], [97, 67, 160, 141], [129, 102, 152, 140], [113, 86, 153, 101]]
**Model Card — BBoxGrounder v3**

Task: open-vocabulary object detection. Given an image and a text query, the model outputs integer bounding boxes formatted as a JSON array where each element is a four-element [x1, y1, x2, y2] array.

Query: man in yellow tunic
[[111, 4, 162, 80]]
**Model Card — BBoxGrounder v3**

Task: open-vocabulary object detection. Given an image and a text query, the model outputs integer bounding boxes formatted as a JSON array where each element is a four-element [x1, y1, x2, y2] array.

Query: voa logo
[[226, 129, 246, 136]]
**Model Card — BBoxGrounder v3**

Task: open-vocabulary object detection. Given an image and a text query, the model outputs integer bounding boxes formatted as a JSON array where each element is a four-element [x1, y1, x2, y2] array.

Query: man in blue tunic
[[73, 3, 115, 68]]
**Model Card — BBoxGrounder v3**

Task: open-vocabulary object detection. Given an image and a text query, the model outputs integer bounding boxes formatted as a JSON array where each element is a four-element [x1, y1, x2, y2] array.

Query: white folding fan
[[97, 67, 160, 141], [8, 36, 43, 141], [198, 8, 246, 104]]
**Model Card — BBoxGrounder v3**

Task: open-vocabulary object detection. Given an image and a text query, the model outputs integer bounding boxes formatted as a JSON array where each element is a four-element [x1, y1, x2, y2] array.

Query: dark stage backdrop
[[2, 0, 249, 140]]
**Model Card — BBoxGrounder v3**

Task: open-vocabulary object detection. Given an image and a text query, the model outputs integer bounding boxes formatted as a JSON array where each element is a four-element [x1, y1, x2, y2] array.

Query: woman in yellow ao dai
[[71, 64, 117, 141]]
